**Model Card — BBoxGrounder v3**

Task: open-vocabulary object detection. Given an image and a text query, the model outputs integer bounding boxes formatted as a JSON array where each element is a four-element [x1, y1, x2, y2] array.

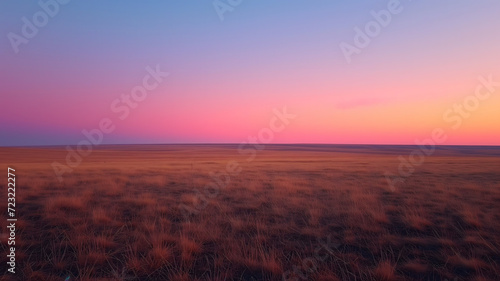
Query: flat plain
[[1, 145, 500, 281]]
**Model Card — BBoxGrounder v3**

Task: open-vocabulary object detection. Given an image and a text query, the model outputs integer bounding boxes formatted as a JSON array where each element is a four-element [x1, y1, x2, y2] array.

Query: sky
[[1, 0, 499, 146]]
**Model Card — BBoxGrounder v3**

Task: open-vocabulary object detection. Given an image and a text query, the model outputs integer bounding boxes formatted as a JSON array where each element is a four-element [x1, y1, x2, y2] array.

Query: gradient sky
[[1, 1, 499, 146]]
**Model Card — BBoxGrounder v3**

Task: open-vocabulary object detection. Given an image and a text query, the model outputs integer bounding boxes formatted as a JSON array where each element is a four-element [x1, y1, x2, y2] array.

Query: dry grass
[[0, 144, 499, 280], [46, 195, 86, 212], [374, 260, 397, 281]]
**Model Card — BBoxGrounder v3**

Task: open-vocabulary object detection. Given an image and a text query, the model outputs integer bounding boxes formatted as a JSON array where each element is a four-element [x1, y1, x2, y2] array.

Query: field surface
[[1, 145, 500, 280]]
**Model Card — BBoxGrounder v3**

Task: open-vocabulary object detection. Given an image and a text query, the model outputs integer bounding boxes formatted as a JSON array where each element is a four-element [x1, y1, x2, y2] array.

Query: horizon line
[[2, 143, 500, 148]]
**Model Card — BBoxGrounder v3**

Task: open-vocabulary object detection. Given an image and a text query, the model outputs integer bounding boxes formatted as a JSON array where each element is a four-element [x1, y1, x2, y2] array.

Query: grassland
[[1, 145, 499, 280]]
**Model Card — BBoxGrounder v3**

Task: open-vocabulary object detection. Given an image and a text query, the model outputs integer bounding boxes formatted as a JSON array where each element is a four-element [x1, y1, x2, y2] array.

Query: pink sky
[[1, 1, 499, 145]]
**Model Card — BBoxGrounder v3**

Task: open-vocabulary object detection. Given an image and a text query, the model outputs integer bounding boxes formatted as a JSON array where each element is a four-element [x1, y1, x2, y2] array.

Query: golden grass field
[[1, 144, 500, 281]]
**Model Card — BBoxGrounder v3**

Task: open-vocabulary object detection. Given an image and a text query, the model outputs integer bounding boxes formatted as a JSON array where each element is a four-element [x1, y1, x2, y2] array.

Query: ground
[[1, 145, 499, 280]]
